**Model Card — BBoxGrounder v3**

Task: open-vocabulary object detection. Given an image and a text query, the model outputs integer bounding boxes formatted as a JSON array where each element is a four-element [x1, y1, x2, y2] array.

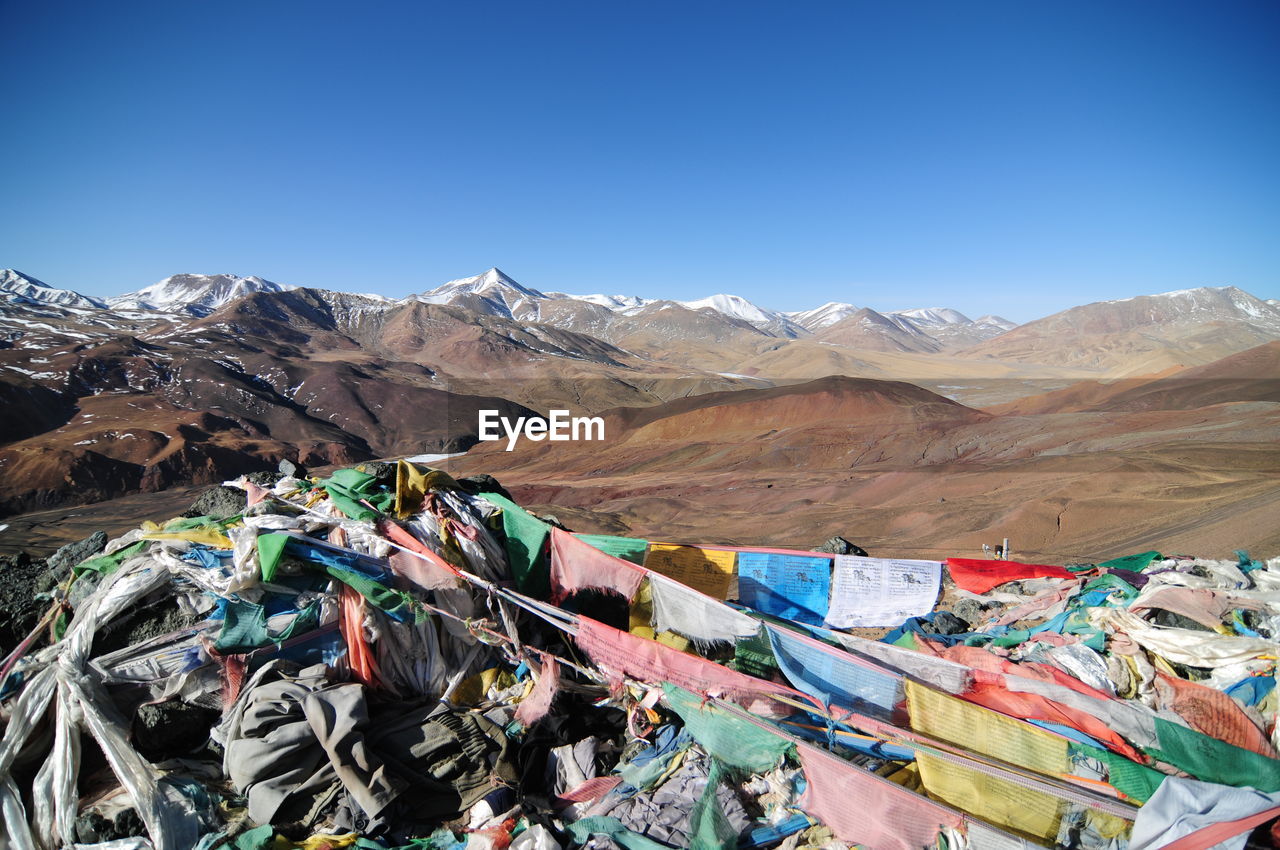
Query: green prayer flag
[[320, 563, 412, 619], [1149, 717, 1280, 792], [479, 492, 551, 598], [893, 631, 919, 650], [274, 600, 320, 643], [230, 824, 275, 850], [215, 601, 271, 653], [732, 627, 781, 679], [1078, 573, 1140, 604], [73, 540, 147, 576], [575, 533, 649, 564], [162, 514, 240, 532], [690, 760, 738, 850], [257, 533, 291, 582], [663, 684, 792, 773], [321, 468, 393, 521], [567, 817, 672, 850], [1073, 744, 1165, 803], [1098, 551, 1162, 571]]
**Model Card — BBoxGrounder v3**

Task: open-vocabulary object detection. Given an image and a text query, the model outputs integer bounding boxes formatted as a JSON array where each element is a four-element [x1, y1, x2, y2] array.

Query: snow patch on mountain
[[1095, 286, 1280, 331], [415, 268, 547, 319], [785, 302, 861, 331], [889, 307, 973, 327], [1, 270, 107, 310], [108, 274, 295, 316], [550, 292, 654, 310]]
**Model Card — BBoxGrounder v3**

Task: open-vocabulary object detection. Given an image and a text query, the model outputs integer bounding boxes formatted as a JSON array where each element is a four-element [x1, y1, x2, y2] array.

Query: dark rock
[[1240, 608, 1269, 638], [75, 808, 145, 843], [246, 470, 284, 487], [181, 485, 247, 519], [538, 514, 571, 531], [74, 812, 112, 843], [812, 536, 869, 557], [951, 598, 996, 627], [457, 474, 512, 501], [132, 699, 222, 761], [1150, 609, 1213, 632], [92, 594, 207, 658], [930, 611, 970, 635], [278, 457, 304, 478], [0, 552, 53, 656], [355, 461, 397, 485], [47, 531, 108, 577]]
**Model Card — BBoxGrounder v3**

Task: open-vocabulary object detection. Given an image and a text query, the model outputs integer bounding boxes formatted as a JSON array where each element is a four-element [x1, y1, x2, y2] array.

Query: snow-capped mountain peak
[[973, 315, 1018, 331], [1, 269, 107, 309], [416, 267, 549, 318], [1094, 286, 1280, 330], [424, 267, 544, 301], [679, 293, 778, 325], [785, 302, 861, 331], [107, 273, 295, 316], [888, 307, 973, 327]]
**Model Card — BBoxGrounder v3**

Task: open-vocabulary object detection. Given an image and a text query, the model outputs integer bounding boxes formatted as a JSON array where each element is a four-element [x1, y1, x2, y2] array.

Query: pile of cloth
[[1, 460, 1277, 850]]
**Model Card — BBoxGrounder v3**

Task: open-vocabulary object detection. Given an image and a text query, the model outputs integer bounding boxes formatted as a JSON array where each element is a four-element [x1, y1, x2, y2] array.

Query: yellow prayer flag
[[643, 544, 736, 599], [395, 460, 460, 517], [905, 680, 1069, 775], [142, 528, 234, 548], [917, 752, 1064, 843]]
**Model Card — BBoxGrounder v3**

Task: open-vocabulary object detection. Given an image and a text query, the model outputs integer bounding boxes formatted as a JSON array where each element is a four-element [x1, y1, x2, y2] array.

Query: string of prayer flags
[[377, 519, 462, 591], [662, 684, 793, 773], [824, 556, 942, 628], [904, 679, 1071, 777], [575, 616, 813, 709]]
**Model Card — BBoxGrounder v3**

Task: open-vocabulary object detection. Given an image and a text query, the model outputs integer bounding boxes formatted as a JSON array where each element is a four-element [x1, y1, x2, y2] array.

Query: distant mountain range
[[2, 264, 1278, 520], [1, 266, 1019, 351]]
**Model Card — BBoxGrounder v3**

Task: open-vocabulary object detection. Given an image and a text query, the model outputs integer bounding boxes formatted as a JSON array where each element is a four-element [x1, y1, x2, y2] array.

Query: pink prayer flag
[[378, 519, 461, 590], [340, 584, 381, 690], [575, 616, 815, 709], [993, 580, 1083, 626], [1156, 672, 1279, 760], [244, 480, 272, 506], [550, 527, 646, 603], [516, 656, 560, 727], [557, 775, 623, 805], [798, 742, 962, 850]]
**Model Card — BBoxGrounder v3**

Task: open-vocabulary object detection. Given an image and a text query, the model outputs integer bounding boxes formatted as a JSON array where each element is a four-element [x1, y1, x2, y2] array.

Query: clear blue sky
[[2, 1, 1276, 322]]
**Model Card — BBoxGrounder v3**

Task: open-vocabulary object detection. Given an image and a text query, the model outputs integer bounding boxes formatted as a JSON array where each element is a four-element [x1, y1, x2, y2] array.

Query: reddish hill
[[1086, 340, 1280, 412], [460, 375, 990, 479], [989, 341, 1280, 415]]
